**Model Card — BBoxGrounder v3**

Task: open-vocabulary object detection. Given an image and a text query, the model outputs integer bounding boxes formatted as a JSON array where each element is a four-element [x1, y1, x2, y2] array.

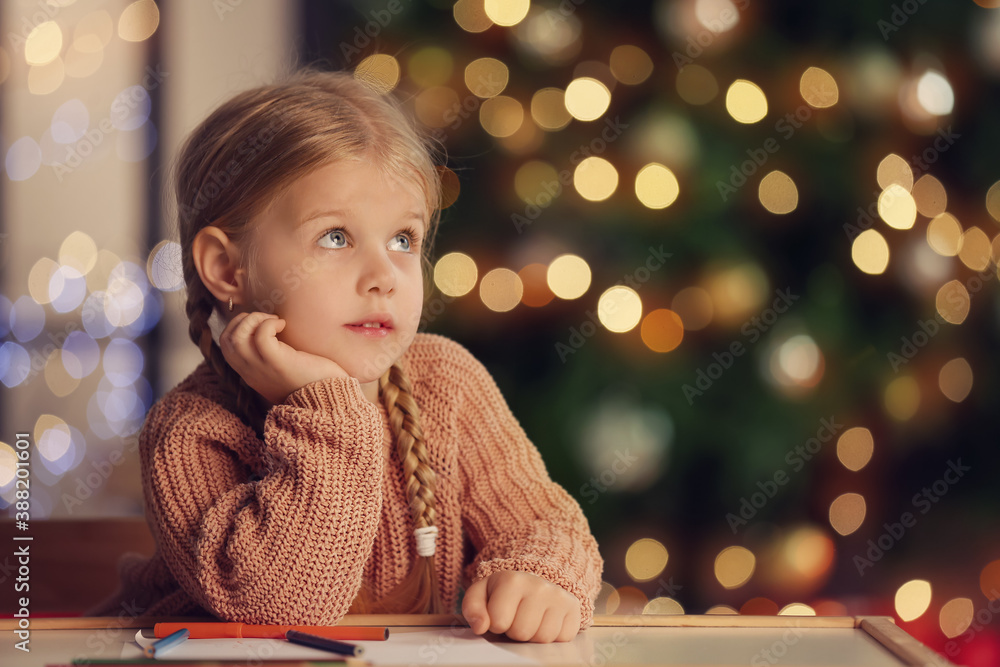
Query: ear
[[192, 226, 250, 311]]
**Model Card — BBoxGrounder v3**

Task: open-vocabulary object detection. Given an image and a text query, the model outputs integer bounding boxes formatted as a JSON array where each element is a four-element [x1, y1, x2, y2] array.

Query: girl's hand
[[219, 312, 349, 405], [462, 570, 582, 643]]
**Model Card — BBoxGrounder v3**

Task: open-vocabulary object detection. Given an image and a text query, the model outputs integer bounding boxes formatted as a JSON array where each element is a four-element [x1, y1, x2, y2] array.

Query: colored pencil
[[284, 629, 364, 658], [143, 627, 189, 658], [154, 622, 388, 641]]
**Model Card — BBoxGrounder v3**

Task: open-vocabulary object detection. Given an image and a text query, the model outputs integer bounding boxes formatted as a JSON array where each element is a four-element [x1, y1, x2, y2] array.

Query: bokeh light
[[939, 598, 974, 638], [852, 229, 890, 275], [597, 286, 643, 333], [877, 154, 913, 192], [829, 492, 866, 535], [725, 79, 767, 123], [484, 0, 529, 26], [609, 45, 653, 85], [625, 538, 669, 582], [895, 579, 932, 622], [926, 213, 963, 257], [715, 546, 756, 589], [799, 66, 839, 108], [118, 0, 160, 42], [939, 357, 973, 403], [935, 280, 970, 325], [878, 184, 917, 229], [635, 163, 680, 209], [640, 309, 684, 353], [479, 268, 523, 312], [465, 57, 508, 98], [355, 54, 400, 94], [547, 254, 591, 299], [836, 427, 874, 471], [564, 77, 611, 121], [670, 286, 713, 331], [758, 170, 798, 214], [885, 376, 920, 421], [434, 252, 478, 297], [573, 157, 618, 201]]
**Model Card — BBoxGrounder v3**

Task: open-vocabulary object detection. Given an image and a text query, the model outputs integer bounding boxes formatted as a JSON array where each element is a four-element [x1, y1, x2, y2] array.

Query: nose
[[358, 244, 396, 295]]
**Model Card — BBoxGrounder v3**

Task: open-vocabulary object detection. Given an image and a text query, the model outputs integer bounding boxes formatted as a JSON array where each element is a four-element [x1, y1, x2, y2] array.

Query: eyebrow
[[296, 208, 425, 228]]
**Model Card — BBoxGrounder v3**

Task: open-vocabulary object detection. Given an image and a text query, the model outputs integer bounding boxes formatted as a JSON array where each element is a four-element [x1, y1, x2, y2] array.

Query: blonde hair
[[173, 66, 446, 615]]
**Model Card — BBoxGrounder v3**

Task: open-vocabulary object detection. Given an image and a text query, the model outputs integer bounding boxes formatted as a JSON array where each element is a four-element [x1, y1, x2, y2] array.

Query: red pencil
[[153, 622, 388, 641]]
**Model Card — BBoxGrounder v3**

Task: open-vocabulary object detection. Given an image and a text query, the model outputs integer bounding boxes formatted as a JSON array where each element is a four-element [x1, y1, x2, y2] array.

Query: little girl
[[88, 67, 604, 644]]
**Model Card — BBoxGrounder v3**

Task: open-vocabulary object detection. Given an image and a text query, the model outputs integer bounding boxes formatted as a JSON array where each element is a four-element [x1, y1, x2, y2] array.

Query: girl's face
[[246, 159, 427, 403]]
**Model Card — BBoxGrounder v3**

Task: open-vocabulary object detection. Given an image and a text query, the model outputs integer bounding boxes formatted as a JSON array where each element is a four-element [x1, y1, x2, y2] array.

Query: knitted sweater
[[88, 332, 604, 629]]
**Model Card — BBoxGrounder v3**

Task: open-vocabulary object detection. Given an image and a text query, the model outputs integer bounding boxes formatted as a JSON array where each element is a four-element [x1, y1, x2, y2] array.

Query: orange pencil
[[154, 622, 389, 641]]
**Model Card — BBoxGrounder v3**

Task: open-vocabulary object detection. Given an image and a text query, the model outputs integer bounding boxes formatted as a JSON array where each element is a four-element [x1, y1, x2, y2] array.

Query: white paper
[[126, 628, 541, 665]]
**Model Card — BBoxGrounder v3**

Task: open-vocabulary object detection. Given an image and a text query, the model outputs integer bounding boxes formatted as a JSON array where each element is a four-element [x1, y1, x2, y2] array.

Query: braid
[[347, 362, 446, 615], [183, 275, 267, 438]]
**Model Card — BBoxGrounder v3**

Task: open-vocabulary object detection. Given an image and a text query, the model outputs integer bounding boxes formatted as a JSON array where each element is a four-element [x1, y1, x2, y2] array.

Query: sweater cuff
[[283, 375, 374, 417], [471, 559, 597, 632]]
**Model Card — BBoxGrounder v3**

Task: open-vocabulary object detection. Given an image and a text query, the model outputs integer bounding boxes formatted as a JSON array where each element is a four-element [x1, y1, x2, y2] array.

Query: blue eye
[[318, 228, 347, 249], [390, 233, 410, 252]]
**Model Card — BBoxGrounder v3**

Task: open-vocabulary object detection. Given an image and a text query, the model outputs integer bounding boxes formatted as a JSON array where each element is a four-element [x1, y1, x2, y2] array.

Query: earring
[[228, 296, 234, 312]]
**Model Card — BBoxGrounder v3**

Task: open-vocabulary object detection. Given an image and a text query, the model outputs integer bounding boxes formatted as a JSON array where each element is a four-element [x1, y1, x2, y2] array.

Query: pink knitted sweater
[[88, 332, 604, 629]]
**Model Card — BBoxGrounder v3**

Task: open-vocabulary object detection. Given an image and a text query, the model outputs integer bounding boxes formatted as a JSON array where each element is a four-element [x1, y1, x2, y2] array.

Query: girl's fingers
[[529, 606, 565, 644], [556, 611, 579, 643], [461, 578, 490, 635], [254, 317, 286, 364], [485, 581, 522, 635], [504, 596, 543, 642]]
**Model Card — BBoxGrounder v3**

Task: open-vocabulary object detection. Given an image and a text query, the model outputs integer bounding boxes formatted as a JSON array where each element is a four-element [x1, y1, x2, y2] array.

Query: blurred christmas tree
[[306, 0, 1000, 662]]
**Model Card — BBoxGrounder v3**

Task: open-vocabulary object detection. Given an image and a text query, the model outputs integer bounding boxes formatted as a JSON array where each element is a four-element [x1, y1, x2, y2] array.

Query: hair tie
[[414, 526, 438, 557]]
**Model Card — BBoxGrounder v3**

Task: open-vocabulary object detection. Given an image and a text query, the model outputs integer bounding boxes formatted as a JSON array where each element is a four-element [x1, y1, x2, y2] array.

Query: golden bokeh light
[[829, 492, 866, 536], [926, 213, 963, 257], [573, 157, 618, 201], [415, 86, 460, 128], [76, 10, 115, 50], [44, 350, 80, 398], [958, 226, 991, 271], [878, 184, 917, 229], [598, 286, 643, 333], [438, 166, 461, 208], [355, 54, 401, 94], [625, 538, 669, 582], [514, 160, 559, 204], [705, 605, 739, 614], [836, 427, 874, 471], [714, 546, 756, 589], [758, 170, 798, 214], [939, 598, 974, 638], [987, 180, 1000, 224], [34, 414, 70, 456], [434, 252, 478, 297], [65, 37, 102, 79], [564, 76, 611, 121], [877, 154, 914, 192], [610, 45, 653, 85], [779, 603, 817, 616], [453, 0, 493, 32], [799, 66, 839, 108], [981, 560, 1000, 600], [895, 579, 932, 622], [725, 79, 767, 124], [643, 597, 684, 615], [408, 47, 453, 89], [479, 267, 523, 312], [85, 249, 121, 294], [28, 257, 60, 304], [912, 174, 947, 217], [546, 254, 592, 299], [771, 334, 824, 389], [939, 357, 973, 403], [671, 286, 713, 331], [851, 229, 890, 275], [702, 262, 768, 325], [885, 376, 920, 421], [530, 87, 571, 130], [935, 280, 970, 325], [59, 231, 98, 275], [640, 309, 684, 353], [517, 263, 555, 308], [484, 0, 529, 26], [635, 163, 680, 209], [0, 442, 16, 486], [465, 57, 508, 98], [479, 95, 524, 137], [676, 64, 719, 105], [25, 21, 63, 66], [118, 0, 159, 42], [615, 586, 650, 615], [782, 526, 835, 581]]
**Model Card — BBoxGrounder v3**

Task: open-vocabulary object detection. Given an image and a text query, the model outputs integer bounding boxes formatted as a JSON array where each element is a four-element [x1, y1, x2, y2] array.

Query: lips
[[346, 313, 394, 328]]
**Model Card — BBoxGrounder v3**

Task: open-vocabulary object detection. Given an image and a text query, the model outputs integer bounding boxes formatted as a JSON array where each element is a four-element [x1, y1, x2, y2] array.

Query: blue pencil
[[143, 627, 190, 658]]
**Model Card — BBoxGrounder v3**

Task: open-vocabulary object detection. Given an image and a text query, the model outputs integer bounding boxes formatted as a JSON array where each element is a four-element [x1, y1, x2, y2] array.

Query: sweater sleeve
[[140, 375, 383, 624], [449, 344, 605, 631]]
